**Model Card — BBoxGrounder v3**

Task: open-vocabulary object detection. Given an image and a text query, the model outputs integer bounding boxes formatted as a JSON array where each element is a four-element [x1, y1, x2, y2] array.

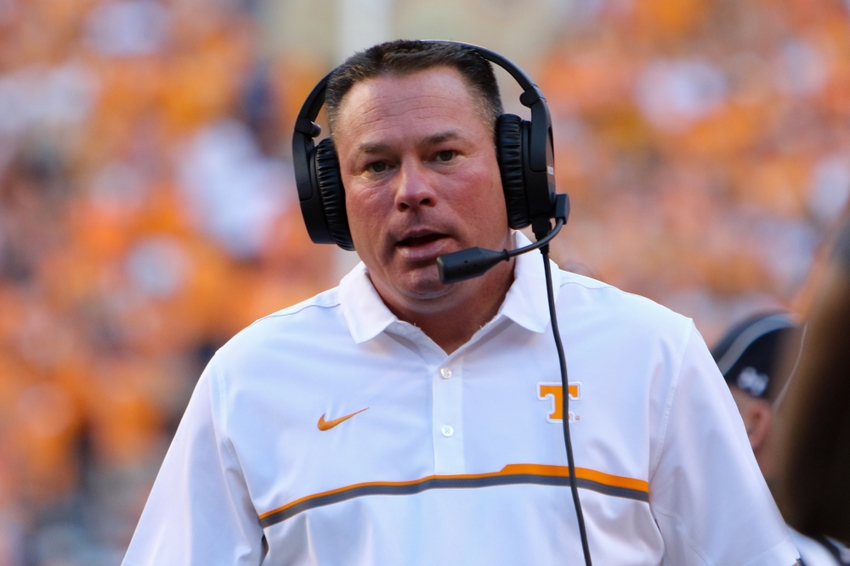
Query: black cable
[[437, 218, 565, 284], [436, 193, 590, 562], [541, 244, 593, 566]]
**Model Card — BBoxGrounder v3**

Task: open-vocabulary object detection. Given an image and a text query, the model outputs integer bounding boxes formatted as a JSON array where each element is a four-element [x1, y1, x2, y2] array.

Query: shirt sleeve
[[649, 323, 799, 566], [122, 360, 265, 566]]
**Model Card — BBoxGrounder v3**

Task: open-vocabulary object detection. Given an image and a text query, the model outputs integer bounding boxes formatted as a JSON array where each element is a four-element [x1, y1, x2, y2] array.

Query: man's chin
[[397, 274, 455, 302], [370, 267, 459, 308]]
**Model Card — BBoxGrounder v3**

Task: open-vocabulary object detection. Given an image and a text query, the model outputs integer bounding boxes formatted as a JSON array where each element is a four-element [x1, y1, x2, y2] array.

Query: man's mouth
[[396, 233, 447, 248], [394, 231, 452, 261]]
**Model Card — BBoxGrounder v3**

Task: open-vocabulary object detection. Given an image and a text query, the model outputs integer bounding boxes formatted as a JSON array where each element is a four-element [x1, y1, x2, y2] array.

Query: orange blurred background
[[0, 0, 848, 563]]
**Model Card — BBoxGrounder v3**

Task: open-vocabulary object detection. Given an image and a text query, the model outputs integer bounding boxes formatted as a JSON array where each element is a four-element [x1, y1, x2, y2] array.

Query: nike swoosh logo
[[317, 408, 368, 431]]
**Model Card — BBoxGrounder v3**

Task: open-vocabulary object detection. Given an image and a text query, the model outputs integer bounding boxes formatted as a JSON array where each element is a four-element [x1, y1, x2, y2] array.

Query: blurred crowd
[[543, 0, 850, 339], [0, 0, 336, 563], [0, 0, 848, 564]]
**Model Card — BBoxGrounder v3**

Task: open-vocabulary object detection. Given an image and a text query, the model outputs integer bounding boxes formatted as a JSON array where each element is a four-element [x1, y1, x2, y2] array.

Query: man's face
[[333, 66, 512, 313]]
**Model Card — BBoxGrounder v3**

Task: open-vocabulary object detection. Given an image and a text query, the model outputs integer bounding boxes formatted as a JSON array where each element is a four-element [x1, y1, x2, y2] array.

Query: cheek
[[455, 167, 507, 222], [345, 183, 389, 239]]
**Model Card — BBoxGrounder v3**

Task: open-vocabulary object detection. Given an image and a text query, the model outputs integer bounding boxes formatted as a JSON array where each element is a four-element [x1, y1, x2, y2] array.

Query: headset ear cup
[[496, 114, 530, 230], [314, 138, 355, 251]]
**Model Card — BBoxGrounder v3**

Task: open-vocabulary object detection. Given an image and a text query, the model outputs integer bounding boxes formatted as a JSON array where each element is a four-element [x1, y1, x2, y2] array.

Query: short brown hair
[[325, 40, 503, 136]]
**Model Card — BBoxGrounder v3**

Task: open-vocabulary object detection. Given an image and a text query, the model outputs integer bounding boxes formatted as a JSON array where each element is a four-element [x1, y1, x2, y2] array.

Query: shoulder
[[557, 269, 693, 343], [213, 286, 347, 366]]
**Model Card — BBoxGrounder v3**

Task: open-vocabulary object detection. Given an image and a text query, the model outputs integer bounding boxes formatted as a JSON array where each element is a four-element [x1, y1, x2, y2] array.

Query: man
[[712, 311, 850, 565], [123, 40, 798, 565]]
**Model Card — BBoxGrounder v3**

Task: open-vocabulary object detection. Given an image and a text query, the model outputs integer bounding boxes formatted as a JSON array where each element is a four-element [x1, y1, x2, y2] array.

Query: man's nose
[[394, 161, 436, 211]]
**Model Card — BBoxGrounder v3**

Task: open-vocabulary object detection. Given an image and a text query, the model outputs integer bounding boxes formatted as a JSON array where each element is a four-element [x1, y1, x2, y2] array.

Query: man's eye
[[367, 161, 388, 173], [437, 150, 455, 162]]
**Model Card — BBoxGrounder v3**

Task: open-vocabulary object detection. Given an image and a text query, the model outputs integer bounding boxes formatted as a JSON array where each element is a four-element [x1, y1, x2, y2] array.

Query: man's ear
[[743, 397, 774, 452], [731, 386, 777, 478], [731, 386, 774, 451]]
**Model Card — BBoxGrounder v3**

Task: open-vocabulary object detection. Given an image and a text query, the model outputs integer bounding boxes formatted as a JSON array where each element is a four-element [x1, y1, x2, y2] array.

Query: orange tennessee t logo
[[537, 383, 580, 422], [317, 408, 369, 431]]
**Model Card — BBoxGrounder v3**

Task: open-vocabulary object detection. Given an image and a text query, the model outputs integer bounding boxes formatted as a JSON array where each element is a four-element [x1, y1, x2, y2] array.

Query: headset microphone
[[437, 194, 569, 284]]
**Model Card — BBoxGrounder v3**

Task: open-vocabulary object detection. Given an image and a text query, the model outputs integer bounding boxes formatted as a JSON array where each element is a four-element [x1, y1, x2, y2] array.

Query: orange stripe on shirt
[[259, 464, 649, 522]]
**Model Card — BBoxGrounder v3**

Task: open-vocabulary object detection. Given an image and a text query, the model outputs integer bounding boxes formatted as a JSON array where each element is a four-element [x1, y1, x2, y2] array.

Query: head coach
[[122, 40, 798, 565]]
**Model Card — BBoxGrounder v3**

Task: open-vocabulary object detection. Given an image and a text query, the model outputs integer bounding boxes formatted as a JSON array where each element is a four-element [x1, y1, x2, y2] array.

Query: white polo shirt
[[123, 236, 798, 566]]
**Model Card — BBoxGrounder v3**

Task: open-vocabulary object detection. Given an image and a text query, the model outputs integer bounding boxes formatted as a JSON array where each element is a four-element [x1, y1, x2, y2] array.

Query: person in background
[[772, 213, 850, 551], [712, 311, 850, 565]]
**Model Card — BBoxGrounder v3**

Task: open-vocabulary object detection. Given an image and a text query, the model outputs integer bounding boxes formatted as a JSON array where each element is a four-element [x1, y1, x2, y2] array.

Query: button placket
[[432, 359, 465, 474]]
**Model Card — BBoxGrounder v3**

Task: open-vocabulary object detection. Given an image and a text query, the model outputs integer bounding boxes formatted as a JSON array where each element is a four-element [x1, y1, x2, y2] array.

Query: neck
[[379, 258, 515, 355]]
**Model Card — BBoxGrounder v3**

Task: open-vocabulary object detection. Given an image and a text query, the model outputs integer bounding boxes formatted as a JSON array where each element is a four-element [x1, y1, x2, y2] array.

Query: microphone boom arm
[[437, 193, 569, 285]]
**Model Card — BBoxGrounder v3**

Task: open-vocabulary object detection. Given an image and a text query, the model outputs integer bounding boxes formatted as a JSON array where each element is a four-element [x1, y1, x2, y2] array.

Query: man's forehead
[[333, 67, 492, 136], [341, 68, 468, 109], [355, 131, 462, 155]]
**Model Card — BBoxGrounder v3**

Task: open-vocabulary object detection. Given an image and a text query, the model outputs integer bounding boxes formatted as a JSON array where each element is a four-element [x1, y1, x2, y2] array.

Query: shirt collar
[[338, 262, 398, 344], [339, 231, 560, 344], [497, 230, 560, 334]]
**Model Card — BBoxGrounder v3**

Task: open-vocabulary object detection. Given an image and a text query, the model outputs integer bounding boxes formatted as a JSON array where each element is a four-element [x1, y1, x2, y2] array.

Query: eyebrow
[[356, 142, 393, 155], [355, 131, 461, 155], [423, 131, 460, 145]]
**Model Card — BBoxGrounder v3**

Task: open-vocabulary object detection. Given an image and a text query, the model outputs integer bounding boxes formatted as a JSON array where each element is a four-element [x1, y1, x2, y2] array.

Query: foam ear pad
[[314, 138, 355, 251], [496, 114, 530, 230]]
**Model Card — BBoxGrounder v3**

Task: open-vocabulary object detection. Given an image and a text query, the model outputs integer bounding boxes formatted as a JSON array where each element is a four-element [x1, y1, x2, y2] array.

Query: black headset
[[291, 41, 559, 251]]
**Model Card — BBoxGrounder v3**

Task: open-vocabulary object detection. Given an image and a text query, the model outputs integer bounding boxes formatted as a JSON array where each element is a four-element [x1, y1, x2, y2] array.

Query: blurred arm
[[774, 216, 850, 544]]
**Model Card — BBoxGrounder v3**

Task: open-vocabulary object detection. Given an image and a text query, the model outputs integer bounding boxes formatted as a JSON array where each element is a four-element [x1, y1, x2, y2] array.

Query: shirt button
[[441, 425, 454, 437], [440, 368, 452, 379]]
